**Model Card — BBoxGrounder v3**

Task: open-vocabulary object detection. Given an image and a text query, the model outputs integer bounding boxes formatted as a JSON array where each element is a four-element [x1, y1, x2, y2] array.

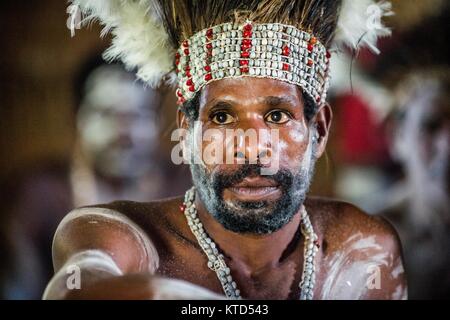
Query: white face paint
[[289, 121, 307, 143], [77, 65, 160, 179], [299, 128, 315, 171], [319, 233, 393, 300]]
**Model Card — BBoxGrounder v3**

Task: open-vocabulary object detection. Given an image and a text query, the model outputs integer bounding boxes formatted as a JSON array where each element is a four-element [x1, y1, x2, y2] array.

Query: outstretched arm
[[43, 207, 222, 300]]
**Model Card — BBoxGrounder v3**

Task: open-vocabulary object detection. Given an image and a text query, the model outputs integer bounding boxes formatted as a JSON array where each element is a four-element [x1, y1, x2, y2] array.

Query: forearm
[[43, 250, 223, 300], [43, 250, 125, 299]]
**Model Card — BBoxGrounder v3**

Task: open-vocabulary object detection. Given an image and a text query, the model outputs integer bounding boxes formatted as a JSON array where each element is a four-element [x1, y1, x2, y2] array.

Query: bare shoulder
[[52, 196, 186, 274], [305, 197, 402, 253], [92, 195, 190, 241], [305, 197, 407, 299]]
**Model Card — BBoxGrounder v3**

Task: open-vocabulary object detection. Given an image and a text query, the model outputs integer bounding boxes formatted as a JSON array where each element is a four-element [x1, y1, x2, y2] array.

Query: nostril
[[235, 151, 245, 159], [258, 149, 272, 159]]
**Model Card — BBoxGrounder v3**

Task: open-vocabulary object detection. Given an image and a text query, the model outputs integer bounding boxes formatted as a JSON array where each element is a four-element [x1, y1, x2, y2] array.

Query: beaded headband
[[70, 0, 393, 107], [175, 21, 331, 107]]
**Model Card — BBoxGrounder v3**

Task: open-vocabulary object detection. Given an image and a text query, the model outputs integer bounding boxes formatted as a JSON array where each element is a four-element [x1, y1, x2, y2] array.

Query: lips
[[226, 176, 281, 201], [233, 176, 279, 188]]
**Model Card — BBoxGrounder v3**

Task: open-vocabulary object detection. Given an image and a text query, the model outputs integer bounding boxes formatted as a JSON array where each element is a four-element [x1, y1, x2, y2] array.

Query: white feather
[[335, 0, 394, 54], [70, 0, 174, 88]]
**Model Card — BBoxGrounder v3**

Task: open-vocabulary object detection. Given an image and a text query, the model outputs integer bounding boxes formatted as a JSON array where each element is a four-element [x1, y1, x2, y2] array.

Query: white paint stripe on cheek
[[289, 122, 306, 143], [300, 132, 314, 169]]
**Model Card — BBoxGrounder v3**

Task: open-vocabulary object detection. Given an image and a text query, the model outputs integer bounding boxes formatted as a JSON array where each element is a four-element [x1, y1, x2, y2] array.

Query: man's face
[[181, 77, 331, 234], [78, 68, 160, 180]]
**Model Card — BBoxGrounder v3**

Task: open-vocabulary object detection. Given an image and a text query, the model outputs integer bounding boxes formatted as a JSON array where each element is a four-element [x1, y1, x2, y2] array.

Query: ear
[[177, 108, 189, 130], [312, 103, 333, 158]]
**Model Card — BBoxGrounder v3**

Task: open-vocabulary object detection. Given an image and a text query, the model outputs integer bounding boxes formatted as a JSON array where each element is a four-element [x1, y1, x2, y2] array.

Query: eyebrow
[[205, 95, 299, 113], [263, 96, 297, 107], [208, 100, 234, 113]]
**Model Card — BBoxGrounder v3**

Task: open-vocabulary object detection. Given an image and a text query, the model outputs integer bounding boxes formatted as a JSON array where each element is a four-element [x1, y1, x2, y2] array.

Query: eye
[[211, 111, 235, 125], [265, 110, 291, 124]]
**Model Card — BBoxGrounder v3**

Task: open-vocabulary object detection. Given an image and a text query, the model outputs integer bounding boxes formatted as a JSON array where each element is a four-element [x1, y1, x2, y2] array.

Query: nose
[[231, 117, 273, 164]]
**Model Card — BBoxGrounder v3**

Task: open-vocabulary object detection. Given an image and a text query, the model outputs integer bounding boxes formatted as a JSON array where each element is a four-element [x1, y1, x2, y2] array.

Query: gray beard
[[189, 149, 317, 235]]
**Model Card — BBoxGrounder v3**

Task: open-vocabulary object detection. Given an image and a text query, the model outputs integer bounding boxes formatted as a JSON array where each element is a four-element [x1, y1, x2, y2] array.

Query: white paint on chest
[[319, 233, 392, 299]]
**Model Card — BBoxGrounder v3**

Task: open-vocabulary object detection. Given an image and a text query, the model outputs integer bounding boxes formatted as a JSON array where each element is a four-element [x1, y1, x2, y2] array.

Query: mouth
[[225, 176, 281, 202]]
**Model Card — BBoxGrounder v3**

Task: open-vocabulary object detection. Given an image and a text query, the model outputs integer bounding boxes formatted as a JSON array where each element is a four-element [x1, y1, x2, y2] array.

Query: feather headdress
[[69, 0, 392, 90]]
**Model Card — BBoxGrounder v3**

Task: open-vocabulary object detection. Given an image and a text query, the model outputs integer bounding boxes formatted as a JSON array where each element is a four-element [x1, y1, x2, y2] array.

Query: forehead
[[199, 77, 303, 107]]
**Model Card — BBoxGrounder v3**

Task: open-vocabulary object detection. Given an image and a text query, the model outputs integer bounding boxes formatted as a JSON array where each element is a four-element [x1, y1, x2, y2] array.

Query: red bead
[[310, 37, 317, 45], [240, 66, 249, 73], [243, 30, 252, 38], [189, 85, 195, 92], [177, 90, 183, 98], [282, 45, 290, 56], [180, 204, 186, 212], [282, 63, 290, 71], [316, 96, 321, 103], [177, 97, 185, 105], [206, 28, 213, 39], [204, 65, 211, 72], [242, 39, 252, 46], [175, 59, 180, 65], [175, 53, 181, 59], [185, 66, 191, 71], [204, 73, 212, 81], [185, 70, 191, 78], [314, 240, 321, 248], [307, 43, 314, 52], [206, 43, 213, 50], [184, 48, 190, 55], [243, 24, 252, 32], [186, 79, 193, 86], [326, 51, 331, 59], [239, 60, 249, 66], [183, 40, 189, 47], [307, 59, 313, 66], [241, 51, 250, 58]]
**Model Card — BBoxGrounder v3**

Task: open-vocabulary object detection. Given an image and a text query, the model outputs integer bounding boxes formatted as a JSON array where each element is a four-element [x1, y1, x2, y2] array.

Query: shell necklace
[[181, 187, 318, 300]]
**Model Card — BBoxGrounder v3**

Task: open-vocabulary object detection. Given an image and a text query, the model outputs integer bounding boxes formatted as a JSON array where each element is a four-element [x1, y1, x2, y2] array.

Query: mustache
[[212, 164, 294, 191]]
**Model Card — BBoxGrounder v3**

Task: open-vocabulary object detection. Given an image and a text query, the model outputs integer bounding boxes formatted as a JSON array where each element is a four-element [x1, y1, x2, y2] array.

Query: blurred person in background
[[71, 62, 171, 205], [0, 1, 192, 300], [382, 76, 449, 299], [295, 0, 450, 298], [369, 2, 450, 299]]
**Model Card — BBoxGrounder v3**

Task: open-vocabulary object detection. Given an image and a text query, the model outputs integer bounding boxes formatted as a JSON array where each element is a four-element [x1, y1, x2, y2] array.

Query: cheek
[[190, 121, 312, 172], [276, 123, 310, 169], [80, 115, 117, 153]]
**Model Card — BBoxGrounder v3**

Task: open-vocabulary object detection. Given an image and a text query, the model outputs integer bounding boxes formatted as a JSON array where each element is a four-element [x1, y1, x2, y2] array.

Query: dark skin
[[44, 78, 407, 300]]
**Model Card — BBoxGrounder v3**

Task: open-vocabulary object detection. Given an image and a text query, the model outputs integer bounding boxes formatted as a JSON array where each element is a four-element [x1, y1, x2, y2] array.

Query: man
[[382, 76, 449, 298], [71, 62, 189, 205], [44, 0, 406, 299]]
